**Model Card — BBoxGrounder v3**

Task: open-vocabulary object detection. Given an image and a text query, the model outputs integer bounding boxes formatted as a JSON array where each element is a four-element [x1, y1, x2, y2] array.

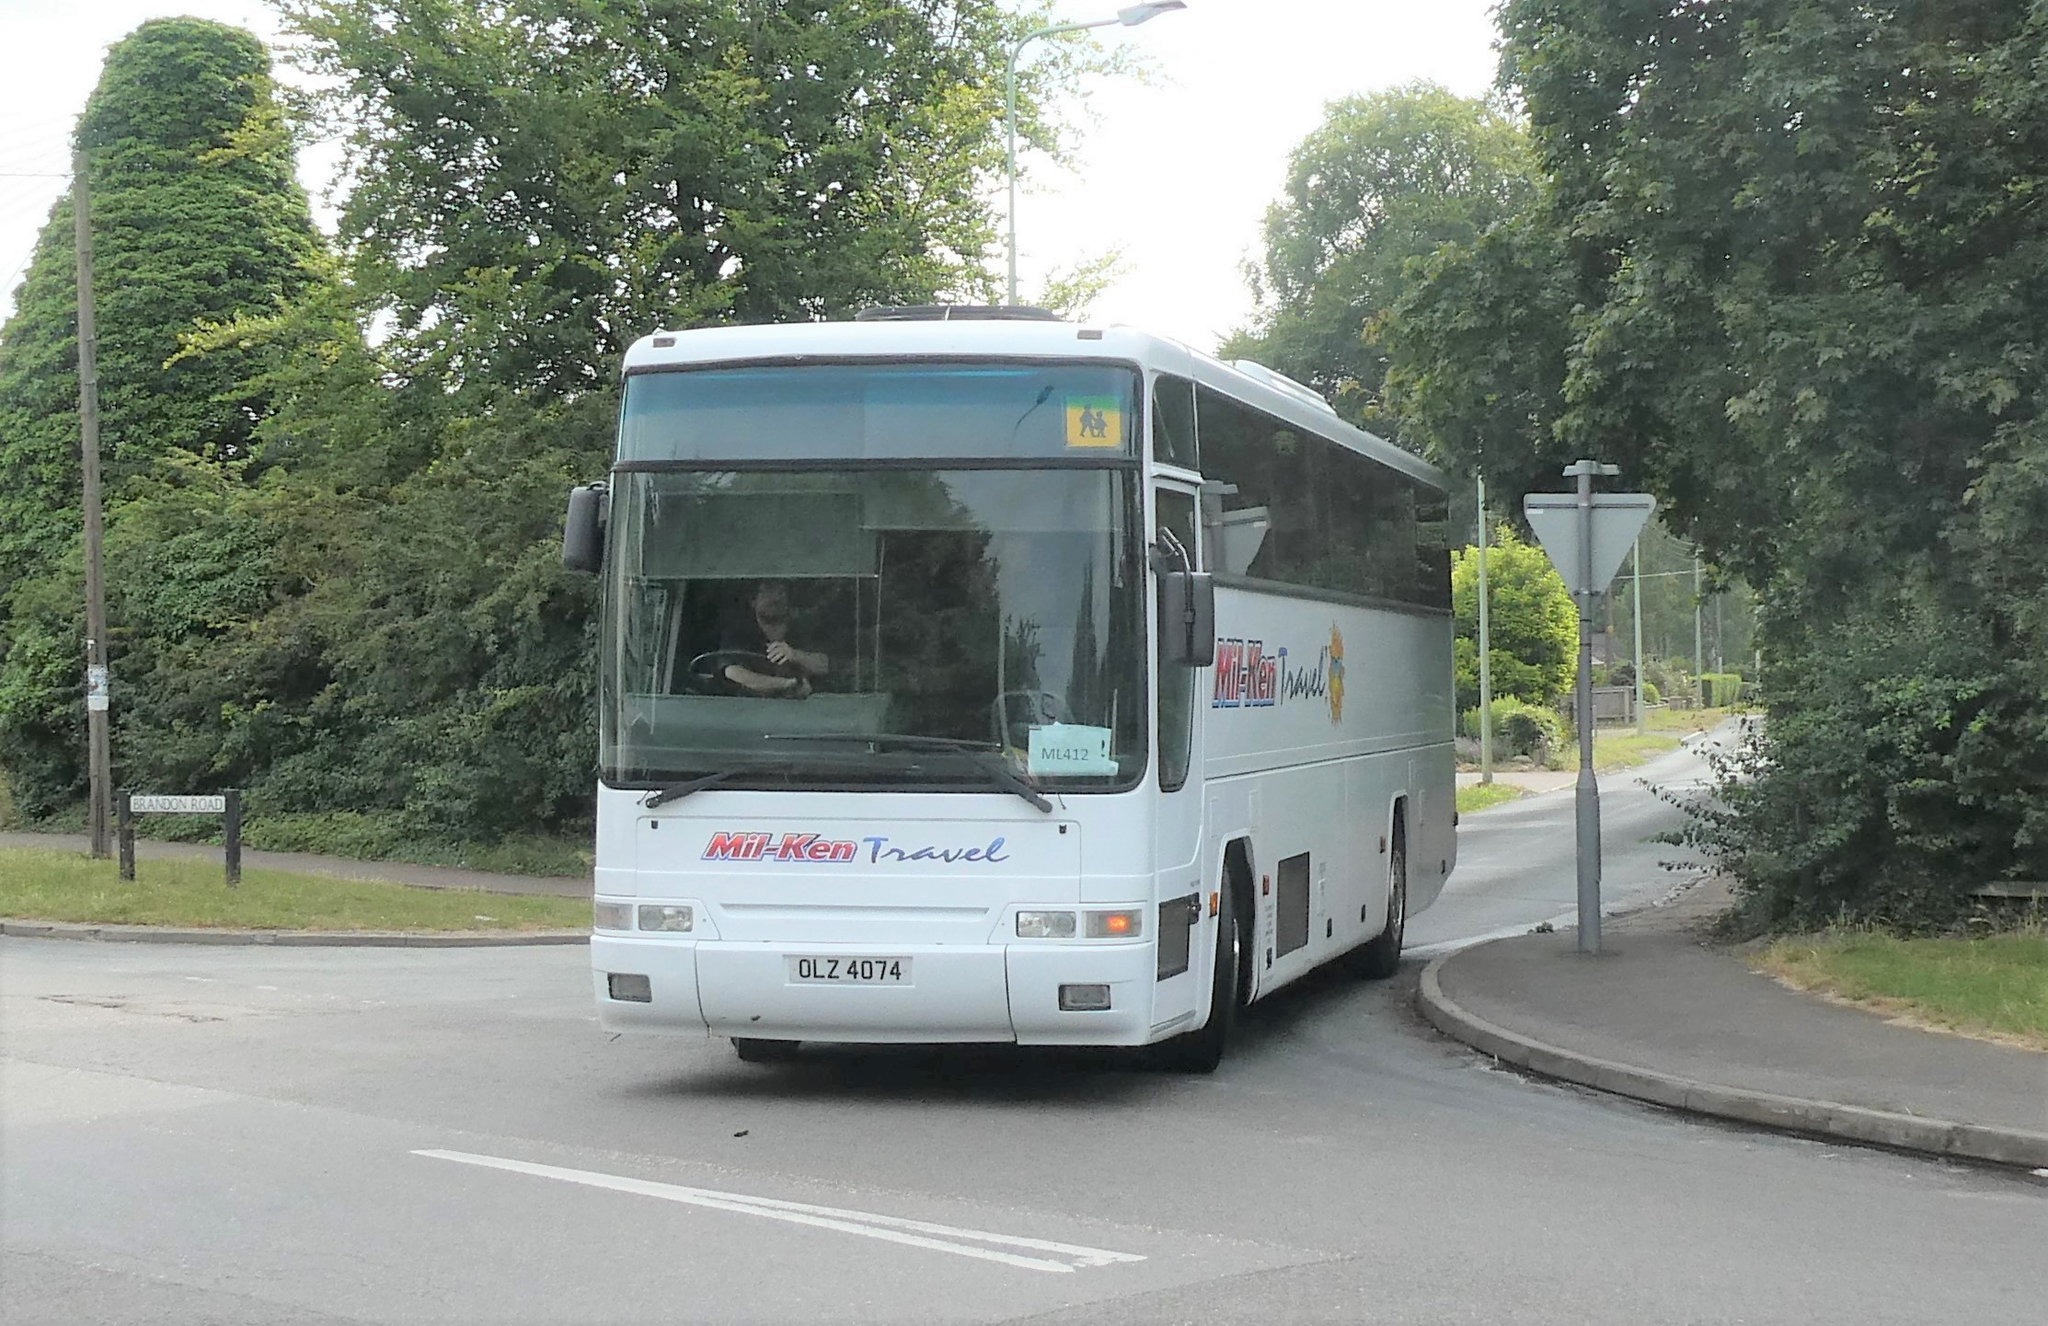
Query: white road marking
[[413, 1149, 1146, 1274]]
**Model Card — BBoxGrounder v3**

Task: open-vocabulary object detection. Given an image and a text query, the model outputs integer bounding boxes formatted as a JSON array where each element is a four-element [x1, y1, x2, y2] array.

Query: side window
[[1196, 381, 1450, 611], [1151, 374, 1197, 469], [1155, 488, 1197, 793]]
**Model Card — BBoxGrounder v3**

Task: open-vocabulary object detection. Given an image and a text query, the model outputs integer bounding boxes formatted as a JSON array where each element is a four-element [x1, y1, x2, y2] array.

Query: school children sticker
[[1212, 624, 1345, 724]]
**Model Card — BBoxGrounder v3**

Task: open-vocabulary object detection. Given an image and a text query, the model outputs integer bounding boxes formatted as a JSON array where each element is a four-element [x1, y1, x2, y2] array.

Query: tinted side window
[[1151, 374, 1197, 469], [1196, 381, 1450, 611]]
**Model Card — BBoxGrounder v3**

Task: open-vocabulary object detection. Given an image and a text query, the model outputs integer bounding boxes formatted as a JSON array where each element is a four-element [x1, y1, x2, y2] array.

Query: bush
[[1461, 696, 1568, 761], [1642, 680, 1662, 705], [1677, 600, 2048, 934], [1700, 672, 1745, 707]]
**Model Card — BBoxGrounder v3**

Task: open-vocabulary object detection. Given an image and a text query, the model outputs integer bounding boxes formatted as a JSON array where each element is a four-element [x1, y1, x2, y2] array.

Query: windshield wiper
[[641, 769, 739, 809], [641, 758, 805, 809], [763, 732, 1054, 813]]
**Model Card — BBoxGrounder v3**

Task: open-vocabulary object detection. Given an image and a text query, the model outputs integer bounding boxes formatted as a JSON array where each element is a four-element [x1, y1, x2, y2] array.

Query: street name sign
[[129, 794, 227, 814], [1523, 492, 1656, 596]]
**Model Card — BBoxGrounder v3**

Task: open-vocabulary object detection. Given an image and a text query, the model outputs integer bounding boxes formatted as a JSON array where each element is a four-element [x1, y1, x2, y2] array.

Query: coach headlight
[[593, 901, 632, 932], [1016, 910, 1077, 939]]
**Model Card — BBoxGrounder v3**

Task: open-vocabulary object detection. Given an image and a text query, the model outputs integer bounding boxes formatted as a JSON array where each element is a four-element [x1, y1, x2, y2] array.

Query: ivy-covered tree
[[1225, 84, 1535, 436], [0, 19, 321, 816]]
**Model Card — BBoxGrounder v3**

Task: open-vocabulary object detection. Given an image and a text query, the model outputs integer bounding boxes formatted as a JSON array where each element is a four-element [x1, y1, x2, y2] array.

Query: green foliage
[[1450, 525, 1577, 712], [1, 6, 1106, 848], [1698, 672, 1745, 708], [279, 0, 1076, 395], [0, 20, 321, 818], [1395, 2, 2048, 929], [1681, 596, 2048, 933], [1460, 695, 1566, 761], [1225, 85, 1535, 434]]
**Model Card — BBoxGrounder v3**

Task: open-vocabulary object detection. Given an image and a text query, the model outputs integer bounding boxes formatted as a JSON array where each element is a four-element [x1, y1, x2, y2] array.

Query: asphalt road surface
[[6, 732, 2045, 1324]]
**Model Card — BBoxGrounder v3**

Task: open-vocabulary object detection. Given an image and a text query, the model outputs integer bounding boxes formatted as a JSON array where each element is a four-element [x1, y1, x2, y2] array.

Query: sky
[[0, 0, 1502, 353]]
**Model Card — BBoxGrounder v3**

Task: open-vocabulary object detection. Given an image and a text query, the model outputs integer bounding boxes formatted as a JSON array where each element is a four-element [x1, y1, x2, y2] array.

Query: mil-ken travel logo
[[1213, 625, 1345, 724]]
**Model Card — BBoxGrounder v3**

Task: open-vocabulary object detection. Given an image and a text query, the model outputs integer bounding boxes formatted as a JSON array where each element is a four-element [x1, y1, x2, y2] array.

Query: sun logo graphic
[[1327, 625, 1345, 723]]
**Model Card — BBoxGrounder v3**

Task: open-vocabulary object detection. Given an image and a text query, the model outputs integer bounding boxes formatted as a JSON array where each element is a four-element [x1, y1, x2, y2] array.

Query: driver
[[721, 580, 829, 699]]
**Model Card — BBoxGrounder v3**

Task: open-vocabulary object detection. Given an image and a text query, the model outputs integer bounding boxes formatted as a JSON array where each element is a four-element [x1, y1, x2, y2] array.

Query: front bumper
[[590, 934, 1162, 1046]]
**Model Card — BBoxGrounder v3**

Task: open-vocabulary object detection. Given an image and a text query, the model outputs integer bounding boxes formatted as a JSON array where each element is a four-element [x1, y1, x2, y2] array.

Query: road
[[5, 729, 2045, 1325]]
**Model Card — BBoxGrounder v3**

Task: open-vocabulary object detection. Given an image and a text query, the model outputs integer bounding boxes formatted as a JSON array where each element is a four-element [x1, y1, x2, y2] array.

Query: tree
[[1393, 1, 2048, 926], [1449, 526, 1576, 715], [1225, 84, 1535, 436], [279, 0, 1081, 399], [0, 19, 321, 816]]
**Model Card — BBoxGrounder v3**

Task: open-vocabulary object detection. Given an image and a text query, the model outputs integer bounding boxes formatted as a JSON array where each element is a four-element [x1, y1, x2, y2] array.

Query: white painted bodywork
[[591, 317, 1456, 1047]]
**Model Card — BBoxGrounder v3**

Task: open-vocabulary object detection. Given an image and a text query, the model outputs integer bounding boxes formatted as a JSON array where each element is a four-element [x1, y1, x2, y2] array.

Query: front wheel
[[732, 1037, 801, 1064], [1157, 888, 1242, 1074], [1354, 819, 1407, 980]]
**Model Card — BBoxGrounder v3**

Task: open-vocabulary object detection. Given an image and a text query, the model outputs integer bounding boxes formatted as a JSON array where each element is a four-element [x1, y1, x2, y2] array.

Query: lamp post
[[1005, 2, 1186, 305]]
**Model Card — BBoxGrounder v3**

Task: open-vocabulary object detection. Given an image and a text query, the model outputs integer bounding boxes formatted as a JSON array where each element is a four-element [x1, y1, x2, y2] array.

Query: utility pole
[[1692, 553, 1704, 704], [73, 147, 113, 858], [1631, 538, 1644, 736], [1475, 474, 1493, 785]]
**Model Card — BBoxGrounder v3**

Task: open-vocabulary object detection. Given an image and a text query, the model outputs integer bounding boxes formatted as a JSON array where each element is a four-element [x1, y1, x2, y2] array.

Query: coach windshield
[[601, 365, 1145, 794]]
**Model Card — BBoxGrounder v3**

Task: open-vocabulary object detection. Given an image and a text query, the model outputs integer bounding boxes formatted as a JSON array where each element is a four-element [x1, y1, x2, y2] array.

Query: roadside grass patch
[[1643, 705, 1735, 734], [1756, 930, 2048, 1052], [24, 808, 591, 878], [0, 847, 589, 932], [1456, 783, 1526, 815], [1541, 731, 1682, 773]]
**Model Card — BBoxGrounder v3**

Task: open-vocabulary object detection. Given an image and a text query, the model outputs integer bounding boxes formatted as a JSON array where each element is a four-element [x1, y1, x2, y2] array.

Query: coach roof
[[621, 319, 1446, 490]]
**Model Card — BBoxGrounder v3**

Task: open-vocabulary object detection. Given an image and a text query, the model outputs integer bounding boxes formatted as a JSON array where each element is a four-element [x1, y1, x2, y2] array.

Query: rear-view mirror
[[562, 483, 608, 574], [1159, 570, 1215, 667]]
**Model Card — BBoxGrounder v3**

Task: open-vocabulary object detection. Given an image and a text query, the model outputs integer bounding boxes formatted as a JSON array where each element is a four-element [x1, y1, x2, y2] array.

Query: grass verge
[[22, 808, 590, 878], [1643, 705, 1736, 734], [1754, 930, 2048, 1052], [0, 847, 589, 932], [1456, 783, 1527, 815]]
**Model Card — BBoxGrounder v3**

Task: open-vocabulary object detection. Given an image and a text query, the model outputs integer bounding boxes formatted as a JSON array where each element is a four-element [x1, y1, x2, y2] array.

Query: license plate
[[786, 956, 910, 985]]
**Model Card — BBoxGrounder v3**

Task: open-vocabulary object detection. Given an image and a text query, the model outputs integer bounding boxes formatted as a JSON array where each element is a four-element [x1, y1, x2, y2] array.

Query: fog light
[[1059, 983, 1111, 1011], [637, 904, 694, 933], [593, 901, 632, 931], [1085, 909, 1143, 939], [1017, 910, 1077, 939], [607, 973, 652, 1003]]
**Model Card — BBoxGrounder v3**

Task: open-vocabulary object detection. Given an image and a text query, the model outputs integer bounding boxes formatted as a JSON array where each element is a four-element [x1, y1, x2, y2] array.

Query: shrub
[[1461, 696, 1568, 761], [1700, 672, 1745, 707]]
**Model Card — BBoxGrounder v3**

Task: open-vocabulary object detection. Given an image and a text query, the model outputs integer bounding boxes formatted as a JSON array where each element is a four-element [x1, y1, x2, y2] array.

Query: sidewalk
[[0, 831, 590, 900], [1418, 878, 2048, 1168]]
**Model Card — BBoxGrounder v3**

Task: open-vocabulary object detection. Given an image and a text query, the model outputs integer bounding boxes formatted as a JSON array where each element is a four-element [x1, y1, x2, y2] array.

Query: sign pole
[[1568, 461, 1603, 953], [1632, 539, 1645, 736], [1521, 473, 1653, 958], [224, 788, 242, 888], [117, 790, 134, 881], [1475, 474, 1493, 785]]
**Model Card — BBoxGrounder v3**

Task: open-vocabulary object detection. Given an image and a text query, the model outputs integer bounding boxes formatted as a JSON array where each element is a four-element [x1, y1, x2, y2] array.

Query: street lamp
[[1005, 2, 1186, 305]]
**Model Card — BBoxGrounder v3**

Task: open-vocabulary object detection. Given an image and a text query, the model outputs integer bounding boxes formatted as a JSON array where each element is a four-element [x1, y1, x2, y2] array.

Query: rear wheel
[[731, 1037, 800, 1063], [1354, 817, 1407, 980], [1157, 886, 1243, 1074]]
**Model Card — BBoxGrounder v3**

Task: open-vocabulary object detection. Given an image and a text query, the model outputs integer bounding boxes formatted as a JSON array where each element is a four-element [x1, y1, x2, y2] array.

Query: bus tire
[[732, 1037, 800, 1063], [1355, 816, 1407, 980], [1157, 885, 1242, 1074]]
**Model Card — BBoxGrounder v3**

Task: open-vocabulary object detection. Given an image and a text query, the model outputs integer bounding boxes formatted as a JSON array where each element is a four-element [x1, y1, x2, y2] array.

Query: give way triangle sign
[[1523, 492, 1657, 596]]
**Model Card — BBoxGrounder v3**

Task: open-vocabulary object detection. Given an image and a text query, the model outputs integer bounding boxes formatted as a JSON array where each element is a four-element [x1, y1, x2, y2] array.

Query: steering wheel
[[683, 650, 785, 697], [992, 690, 1064, 745]]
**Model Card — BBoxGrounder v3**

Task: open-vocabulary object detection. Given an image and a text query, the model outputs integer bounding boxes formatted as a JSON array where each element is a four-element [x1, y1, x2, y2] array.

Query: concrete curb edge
[[1416, 941, 2048, 1171], [1, 919, 588, 948]]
